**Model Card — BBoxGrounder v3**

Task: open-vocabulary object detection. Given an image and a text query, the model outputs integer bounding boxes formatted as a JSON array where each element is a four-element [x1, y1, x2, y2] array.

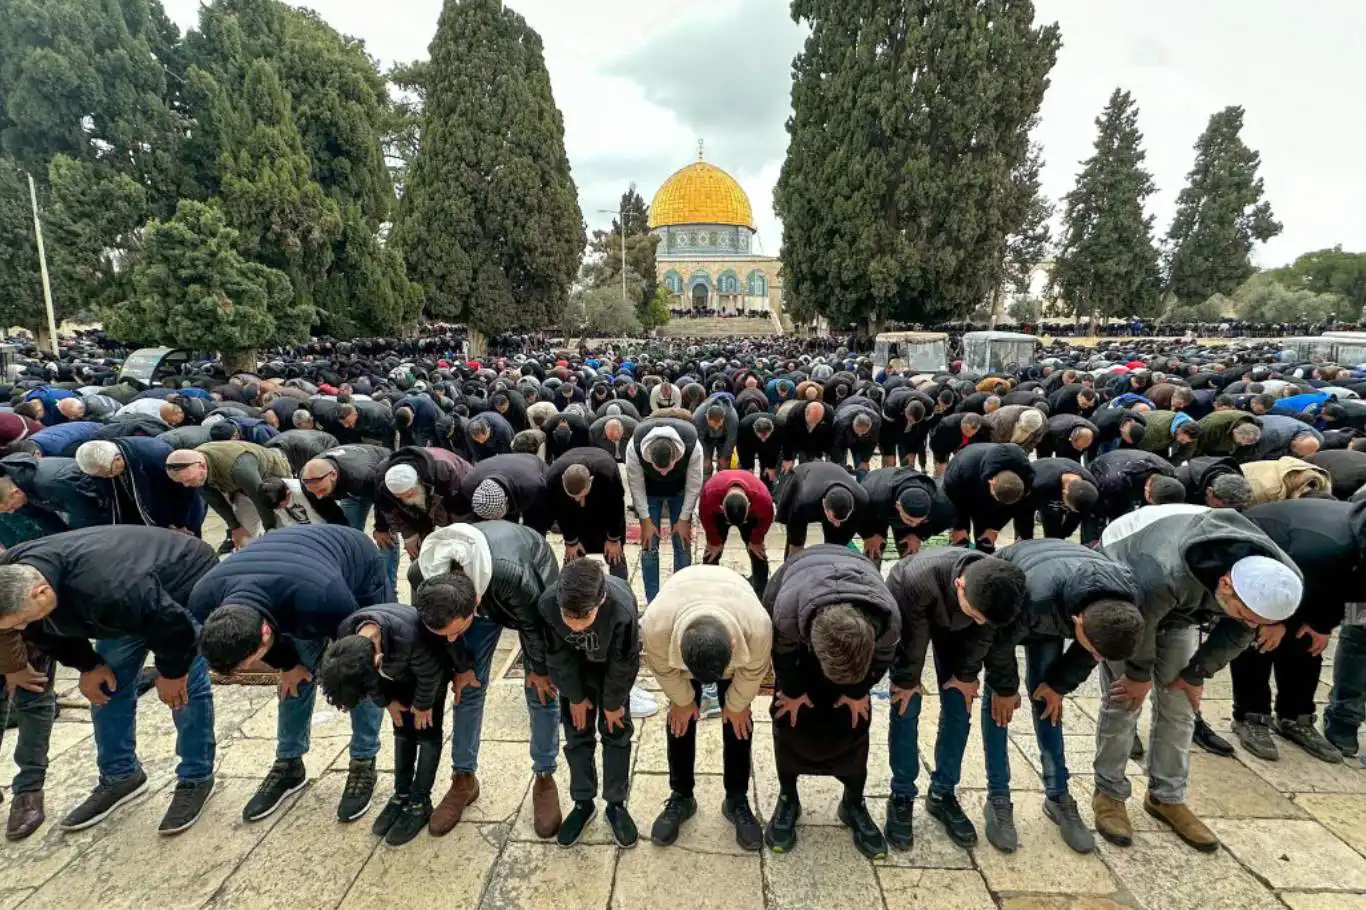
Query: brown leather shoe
[[1091, 792, 1132, 847], [531, 772, 562, 838], [428, 772, 480, 837], [6, 791, 44, 841], [1144, 795, 1217, 852]]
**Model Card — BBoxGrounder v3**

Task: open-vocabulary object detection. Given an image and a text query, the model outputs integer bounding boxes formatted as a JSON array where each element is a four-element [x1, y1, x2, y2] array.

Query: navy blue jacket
[[186, 525, 393, 670], [31, 422, 103, 457], [110, 436, 206, 534], [395, 395, 440, 448]]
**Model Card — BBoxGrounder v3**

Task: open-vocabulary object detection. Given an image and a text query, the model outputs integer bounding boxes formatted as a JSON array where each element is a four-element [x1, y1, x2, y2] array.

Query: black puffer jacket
[[539, 574, 640, 713], [942, 443, 1034, 532], [765, 544, 900, 698], [265, 429, 341, 473], [1090, 450, 1177, 519], [338, 603, 448, 712], [460, 453, 551, 533], [988, 540, 1138, 695]]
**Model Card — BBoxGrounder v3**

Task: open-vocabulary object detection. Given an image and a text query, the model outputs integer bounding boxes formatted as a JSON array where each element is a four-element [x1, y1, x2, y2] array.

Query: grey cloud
[[607, 0, 805, 174]]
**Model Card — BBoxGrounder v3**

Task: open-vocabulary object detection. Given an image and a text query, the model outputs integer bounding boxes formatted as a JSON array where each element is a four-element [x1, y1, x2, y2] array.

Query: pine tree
[[394, 0, 584, 339], [111, 200, 296, 367], [1164, 106, 1282, 304], [0, 158, 45, 334], [612, 184, 650, 237], [776, 0, 1060, 332], [1051, 89, 1162, 324]]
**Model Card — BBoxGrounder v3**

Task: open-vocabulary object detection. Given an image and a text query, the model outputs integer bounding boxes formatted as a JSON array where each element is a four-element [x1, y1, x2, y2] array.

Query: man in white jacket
[[642, 564, 772, 851]]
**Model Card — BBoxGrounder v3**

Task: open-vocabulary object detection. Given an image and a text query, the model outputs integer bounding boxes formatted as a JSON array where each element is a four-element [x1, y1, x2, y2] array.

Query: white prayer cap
[[384, 464, 421, 494], [1230, 555, 1303, 622]]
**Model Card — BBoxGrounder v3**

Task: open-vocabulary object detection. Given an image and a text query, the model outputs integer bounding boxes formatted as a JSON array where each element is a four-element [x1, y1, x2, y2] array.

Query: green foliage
[[776, 0, 1060, 330], [1006, 296, 1044, 325], [1162, 295, 1228, 324], [384, 58, 429, 194], [641, 285, 672, 330], [1051, 89, 1163, 322], [45, 154, 150, 317], [111, 200, 303, 351], [580, 285, 642, 337], [1164, 106, 1281, 304], [394, 0, 584, 335], [1267, 246, 1366, 316], [0, 157, 44, 332], [1000, 140, 1053, 299], [612, 184, 650, 237], [1232, 273, 1342, 325]]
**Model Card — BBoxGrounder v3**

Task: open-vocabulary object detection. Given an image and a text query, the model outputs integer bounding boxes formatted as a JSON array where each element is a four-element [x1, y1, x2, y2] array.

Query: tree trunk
[[860, 313, 884, 340], [988, 285, 1004, 330], [34, 325, 52, 353], [468, 327, 487, 361], [221, 349, 259, 376]]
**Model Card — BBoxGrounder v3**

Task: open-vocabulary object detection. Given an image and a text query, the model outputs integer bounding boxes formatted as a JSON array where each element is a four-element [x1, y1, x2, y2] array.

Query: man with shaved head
[[166, 441, 291, 549], [298, 444, 398, 588]]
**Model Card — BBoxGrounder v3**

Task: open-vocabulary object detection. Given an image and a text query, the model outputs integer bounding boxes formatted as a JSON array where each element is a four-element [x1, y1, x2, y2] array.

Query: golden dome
[[649, 161, 755, 230]]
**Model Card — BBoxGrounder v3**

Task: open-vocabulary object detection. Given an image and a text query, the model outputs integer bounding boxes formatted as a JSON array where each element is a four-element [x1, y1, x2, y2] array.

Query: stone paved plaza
[[3, 518, 1366, 910]]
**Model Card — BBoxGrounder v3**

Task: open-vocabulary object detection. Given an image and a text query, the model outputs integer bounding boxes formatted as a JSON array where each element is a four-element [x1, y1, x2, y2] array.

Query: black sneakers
[[606, 802, 638, 848], [558, 799, 596, 847], [338, 757, 377, 822], [372, 794, 407, 838], [60, 770, 149, 831], [1193, 715, 1235, 757], [927, 790, 977, 847], [649, 793, 697, 846], [838, 798, 887, 860], [722, 796, 762, 852], [884, 794, 914, 850], [158, 778, 215, 836], [385, 800, 432, 847], [764, 793, 801, 853], [1276, 714, 1347, 764], [243, 758, 307, 822]]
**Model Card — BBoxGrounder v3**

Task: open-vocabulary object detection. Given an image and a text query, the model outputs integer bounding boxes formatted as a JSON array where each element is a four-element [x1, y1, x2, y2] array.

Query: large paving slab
[[478, 842, 617, 910], [761, 825, 883, 910], [1210, 818, 1366, 892], [1098, 832, 1286, 910], [874, 868, 994, 909]]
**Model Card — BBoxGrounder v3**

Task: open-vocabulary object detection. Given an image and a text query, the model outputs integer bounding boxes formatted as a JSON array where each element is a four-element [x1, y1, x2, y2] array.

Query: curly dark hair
[[318, 635, 380, 711]]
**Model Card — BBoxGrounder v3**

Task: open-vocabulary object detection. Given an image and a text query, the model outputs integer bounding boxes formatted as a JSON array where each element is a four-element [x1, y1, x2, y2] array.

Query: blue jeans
[[888, 640, 973, 798], [278, 638, 382, 761], [641, 492, 690, 603], [1326, 624, 1366, 753], [338, 497, 400, 593], [448, 614, 560, 774], [91, 637, 215, 783], [982, 638, 1069, 799]]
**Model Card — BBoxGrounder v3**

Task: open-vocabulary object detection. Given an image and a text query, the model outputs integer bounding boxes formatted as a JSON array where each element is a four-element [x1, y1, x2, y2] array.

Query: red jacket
[[699, 469, 773, 546]]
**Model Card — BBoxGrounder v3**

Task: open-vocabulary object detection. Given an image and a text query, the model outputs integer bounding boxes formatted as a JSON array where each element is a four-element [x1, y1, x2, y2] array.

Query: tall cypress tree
[[776, 0, 1060, 331], [394, 0, 584, 338], [1051, 89, 1162, 324], [1164, 106, 1281, 304]]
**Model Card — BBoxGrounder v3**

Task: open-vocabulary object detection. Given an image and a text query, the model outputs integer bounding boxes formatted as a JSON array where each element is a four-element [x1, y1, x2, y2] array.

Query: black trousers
[[385, 677, 449, 744], [702, 520, 769, 596], [1230, 628, 1323, 720], [786, 516, 855, 550], [667, 679, 752, 800], [561, 671, 634, 803]]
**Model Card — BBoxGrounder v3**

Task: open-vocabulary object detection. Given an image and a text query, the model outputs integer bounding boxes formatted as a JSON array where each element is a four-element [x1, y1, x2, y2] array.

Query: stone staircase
[[657, 316, 779, 337]]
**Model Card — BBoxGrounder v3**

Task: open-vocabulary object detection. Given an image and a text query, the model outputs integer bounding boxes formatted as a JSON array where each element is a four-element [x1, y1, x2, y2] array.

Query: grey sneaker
[[1275, 714, 1346, 765], [983, 793, 1018, 853], [1043, 793, 1095, 854], [1232, 714, 1279, 762]]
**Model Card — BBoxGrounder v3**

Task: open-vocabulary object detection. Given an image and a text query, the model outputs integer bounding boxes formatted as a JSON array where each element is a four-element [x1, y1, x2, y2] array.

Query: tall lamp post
[[26, 173, 59, 355]]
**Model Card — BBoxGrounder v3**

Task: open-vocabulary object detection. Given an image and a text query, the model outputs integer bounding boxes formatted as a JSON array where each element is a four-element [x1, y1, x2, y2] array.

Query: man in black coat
[[1231, 499, 1366, 764], [467, 411, 515, 462], [879, 389, 931, 468], [461, 452, 553, 534], [1012, 458, 1100, 542], [0, 453, 108, 530], [1305, 448, 1366, 500], [884, 548, 1026, 850], [942, 443, 1032, 554], [982, 540, 1143, 854], [857, 467, 955, 561], [299, 443, 399, 586], [1176, 456, 1252, 509], [410, 521, 564, 840], [189, 525, 393, 826], [830, 396, 882, 477], [539, 559, 641, 849], [779, 400, 834, 468], [1034, 414, 1098, 461], [589, 413, 637, 463], [736, 412, 781, 487], [764, 545, 900, 859], [264, 428, 341, 473], [547, 447, 628, 579], [0, 527, 219, 835], [541, 410, 592, 464], [774, 461, 868, 558], [1085, 449, 1186, 544]]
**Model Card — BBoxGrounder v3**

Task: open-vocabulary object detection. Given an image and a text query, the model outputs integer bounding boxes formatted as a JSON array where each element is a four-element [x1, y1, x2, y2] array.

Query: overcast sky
[[161, 0, 1366, 267]]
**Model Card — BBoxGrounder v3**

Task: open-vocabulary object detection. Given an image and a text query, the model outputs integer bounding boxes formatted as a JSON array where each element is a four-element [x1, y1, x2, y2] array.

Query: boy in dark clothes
[[539, 559, 642, 848], [320, 603, 450, 847]]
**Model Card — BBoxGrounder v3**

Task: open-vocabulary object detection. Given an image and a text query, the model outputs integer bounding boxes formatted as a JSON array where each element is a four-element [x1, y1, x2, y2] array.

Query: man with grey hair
[[0, 526, 219, 835]]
